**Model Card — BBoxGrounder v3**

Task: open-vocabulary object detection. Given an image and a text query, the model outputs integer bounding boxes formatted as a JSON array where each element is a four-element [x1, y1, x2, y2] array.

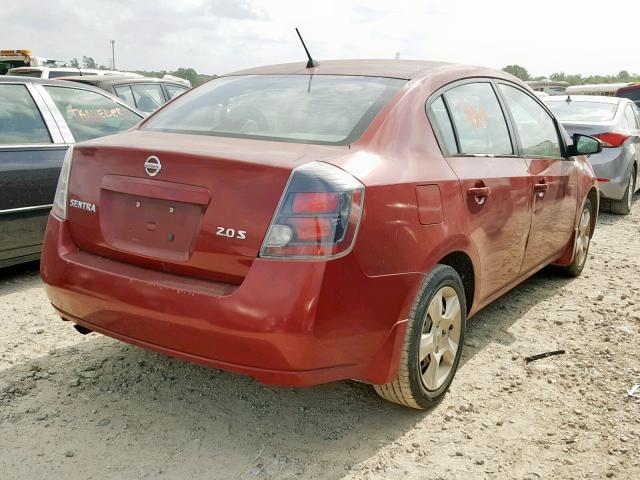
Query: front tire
[[374, 265, 466, 409], [562, 198, 593, 277]]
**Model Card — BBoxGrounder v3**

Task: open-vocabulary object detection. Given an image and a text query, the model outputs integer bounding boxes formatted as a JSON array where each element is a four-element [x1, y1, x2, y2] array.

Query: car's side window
[[114, 85, 135, 106], [498, 84, 562, 158], [624, 104, 638, 129], [0, 84, 52, 145], [49, 70, 78, 79], [130, 84, 165, 112], [43, 86, 141, 142], [442, 82, 513, 156], [166, 84, 188, 100], [428, 96, 457, 155], [633, 104, 640, 126]]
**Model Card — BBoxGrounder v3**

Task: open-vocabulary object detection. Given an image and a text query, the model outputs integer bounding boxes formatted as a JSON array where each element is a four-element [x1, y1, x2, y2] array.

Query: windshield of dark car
[[546, 100, 618, 122], [142, 74, 406, 145], [617, 88, 640, 104]]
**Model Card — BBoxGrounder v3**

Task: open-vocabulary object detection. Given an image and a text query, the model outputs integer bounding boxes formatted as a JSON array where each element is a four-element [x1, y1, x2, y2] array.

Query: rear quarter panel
[[327, 72, 481, 312]]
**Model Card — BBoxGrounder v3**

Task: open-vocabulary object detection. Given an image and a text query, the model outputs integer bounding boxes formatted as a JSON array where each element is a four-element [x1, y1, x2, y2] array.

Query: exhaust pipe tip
[[73, 324, 93, 335]]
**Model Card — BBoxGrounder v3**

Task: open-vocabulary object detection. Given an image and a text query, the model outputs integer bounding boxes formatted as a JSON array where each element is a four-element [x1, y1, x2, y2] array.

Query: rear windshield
[[142, 74, 406, 145], [546, 101, 618, 122]]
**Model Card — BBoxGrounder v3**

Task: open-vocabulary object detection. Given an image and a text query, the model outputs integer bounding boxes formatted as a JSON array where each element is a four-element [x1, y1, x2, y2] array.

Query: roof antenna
[[295, 28, 318, 69]]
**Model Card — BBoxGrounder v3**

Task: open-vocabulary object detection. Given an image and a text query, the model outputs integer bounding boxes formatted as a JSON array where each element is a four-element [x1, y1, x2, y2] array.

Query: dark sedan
[[58, 75, 189, 113], [0, 76, 144, 267]]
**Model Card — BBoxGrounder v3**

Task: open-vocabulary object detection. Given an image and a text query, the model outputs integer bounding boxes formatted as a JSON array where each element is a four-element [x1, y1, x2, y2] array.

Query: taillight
[[594, 132, 629, 148], [260, 162, 365, 259], [51, 146, 74, 220]]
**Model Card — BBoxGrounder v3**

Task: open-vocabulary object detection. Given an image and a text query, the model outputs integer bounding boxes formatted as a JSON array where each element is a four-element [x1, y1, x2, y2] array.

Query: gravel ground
[[1, 206, 639, 480]]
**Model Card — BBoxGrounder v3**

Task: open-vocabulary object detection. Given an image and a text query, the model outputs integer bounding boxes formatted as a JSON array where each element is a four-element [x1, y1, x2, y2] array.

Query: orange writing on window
[[70, 107, 123, 122], [464, 104, 487, 129]]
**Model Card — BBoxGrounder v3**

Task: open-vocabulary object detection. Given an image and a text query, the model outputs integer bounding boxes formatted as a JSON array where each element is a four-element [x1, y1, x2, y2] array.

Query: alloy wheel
[[419, 286, 462, 391], [574, 207, 591, 268]]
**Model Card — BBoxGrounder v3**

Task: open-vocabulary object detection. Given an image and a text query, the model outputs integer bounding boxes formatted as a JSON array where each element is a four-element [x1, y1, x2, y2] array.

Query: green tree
[[617, 70, 631, 81], [549, 72, 566, 82], [502, 65, 529, 81], [69, 58, 80, 68], [82, 56, 97, 69]]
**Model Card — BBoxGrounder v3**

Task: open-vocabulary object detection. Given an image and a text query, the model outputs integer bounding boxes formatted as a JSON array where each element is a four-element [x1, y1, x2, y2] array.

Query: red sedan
[[41, 60, 601, 409]]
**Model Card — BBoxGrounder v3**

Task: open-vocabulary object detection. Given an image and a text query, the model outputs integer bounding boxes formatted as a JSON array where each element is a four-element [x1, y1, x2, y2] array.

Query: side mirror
[[568, 134, 603, 157]]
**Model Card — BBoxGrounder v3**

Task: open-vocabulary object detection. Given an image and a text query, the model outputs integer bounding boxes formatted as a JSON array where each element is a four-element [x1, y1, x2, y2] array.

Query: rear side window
[[130, 84, 165, 112], [428, 96, 457, 155], [44, 86, 141, 142], [0, 84, 51, 145], [623, 104, 638, 129], [443, 82, 513, 155], [166, 84, 187, 99], [9, 70, 42, 78], [114, 85, 135, 105], [48, 70, 79, 79], [499, 84, 562, 158]]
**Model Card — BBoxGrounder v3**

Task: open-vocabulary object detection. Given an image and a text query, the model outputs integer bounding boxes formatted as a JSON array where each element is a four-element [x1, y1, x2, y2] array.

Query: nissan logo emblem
[[144, 156, 162, 177]]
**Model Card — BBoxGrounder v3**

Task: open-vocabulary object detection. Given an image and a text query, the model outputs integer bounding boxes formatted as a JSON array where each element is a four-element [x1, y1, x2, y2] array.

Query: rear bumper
[[41, 215, 417, 386], [590, 149, 631, 200]]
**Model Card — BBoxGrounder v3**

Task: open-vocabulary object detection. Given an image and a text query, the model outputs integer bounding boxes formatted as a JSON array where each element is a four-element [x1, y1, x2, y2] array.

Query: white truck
[[1, 49, 141, 78], [0, 49, 54, 74]]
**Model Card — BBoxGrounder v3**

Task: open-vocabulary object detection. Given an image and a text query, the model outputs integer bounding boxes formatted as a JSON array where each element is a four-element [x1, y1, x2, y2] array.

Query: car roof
[[56, 75, 183, 87], [8, 67, 79, 72], [543, 95, 624, 104], [1, 75, 92, 86], [0, 75, 146, 116], [226, 59, 461, 80]]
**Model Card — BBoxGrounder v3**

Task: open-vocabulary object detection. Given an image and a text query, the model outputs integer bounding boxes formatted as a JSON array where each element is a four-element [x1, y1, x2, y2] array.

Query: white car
[[7, 66, 141, 79]]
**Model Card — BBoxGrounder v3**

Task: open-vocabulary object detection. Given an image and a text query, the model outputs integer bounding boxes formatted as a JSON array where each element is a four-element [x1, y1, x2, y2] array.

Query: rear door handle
[[467, 186, 491, 205]]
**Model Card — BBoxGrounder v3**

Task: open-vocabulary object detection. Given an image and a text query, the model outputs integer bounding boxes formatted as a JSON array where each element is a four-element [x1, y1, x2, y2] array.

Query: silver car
[[544, 95, 640, 214]]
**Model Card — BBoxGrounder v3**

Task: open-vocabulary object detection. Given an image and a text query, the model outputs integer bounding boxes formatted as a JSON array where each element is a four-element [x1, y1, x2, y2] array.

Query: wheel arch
[[438, 251, 475, 315]]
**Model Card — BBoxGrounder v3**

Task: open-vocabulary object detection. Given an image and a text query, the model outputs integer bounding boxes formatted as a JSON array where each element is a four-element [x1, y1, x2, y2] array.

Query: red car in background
[[41, 60, 601, 409]]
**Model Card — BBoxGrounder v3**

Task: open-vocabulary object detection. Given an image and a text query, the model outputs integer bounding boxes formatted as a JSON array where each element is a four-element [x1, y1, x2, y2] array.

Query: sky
[[1, 0, 639, 77]]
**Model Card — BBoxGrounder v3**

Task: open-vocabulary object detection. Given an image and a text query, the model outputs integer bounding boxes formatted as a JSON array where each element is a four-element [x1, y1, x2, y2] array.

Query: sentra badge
[[69, 199, 96, 213]]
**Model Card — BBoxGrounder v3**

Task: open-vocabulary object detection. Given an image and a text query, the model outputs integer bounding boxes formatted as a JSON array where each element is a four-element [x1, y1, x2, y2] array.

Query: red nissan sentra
[[41, 60, 602, 409]]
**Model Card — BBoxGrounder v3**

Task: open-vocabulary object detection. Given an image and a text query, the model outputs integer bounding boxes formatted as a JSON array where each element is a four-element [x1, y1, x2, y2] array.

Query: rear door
[[497, 82, 577, 272], [0, 82, 68, 264], [428, 80, 532, 301]]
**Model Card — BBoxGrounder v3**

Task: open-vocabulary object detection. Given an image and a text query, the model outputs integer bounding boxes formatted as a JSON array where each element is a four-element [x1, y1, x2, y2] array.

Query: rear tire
[[373, 265, 466, 409], [562, 198, 593, 277], [609, 169, 635, 215]]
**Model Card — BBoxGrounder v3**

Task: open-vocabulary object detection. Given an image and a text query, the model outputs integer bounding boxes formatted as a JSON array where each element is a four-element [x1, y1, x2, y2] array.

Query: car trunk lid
[[66, 130, 345, 283]]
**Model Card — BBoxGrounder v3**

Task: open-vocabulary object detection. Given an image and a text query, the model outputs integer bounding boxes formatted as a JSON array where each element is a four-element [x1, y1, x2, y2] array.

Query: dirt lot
[[1, 205, 639, 480]]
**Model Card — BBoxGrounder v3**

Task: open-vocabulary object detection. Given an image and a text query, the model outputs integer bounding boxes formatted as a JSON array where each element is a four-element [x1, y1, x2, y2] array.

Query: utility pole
[[110, 40, 116, 70]]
